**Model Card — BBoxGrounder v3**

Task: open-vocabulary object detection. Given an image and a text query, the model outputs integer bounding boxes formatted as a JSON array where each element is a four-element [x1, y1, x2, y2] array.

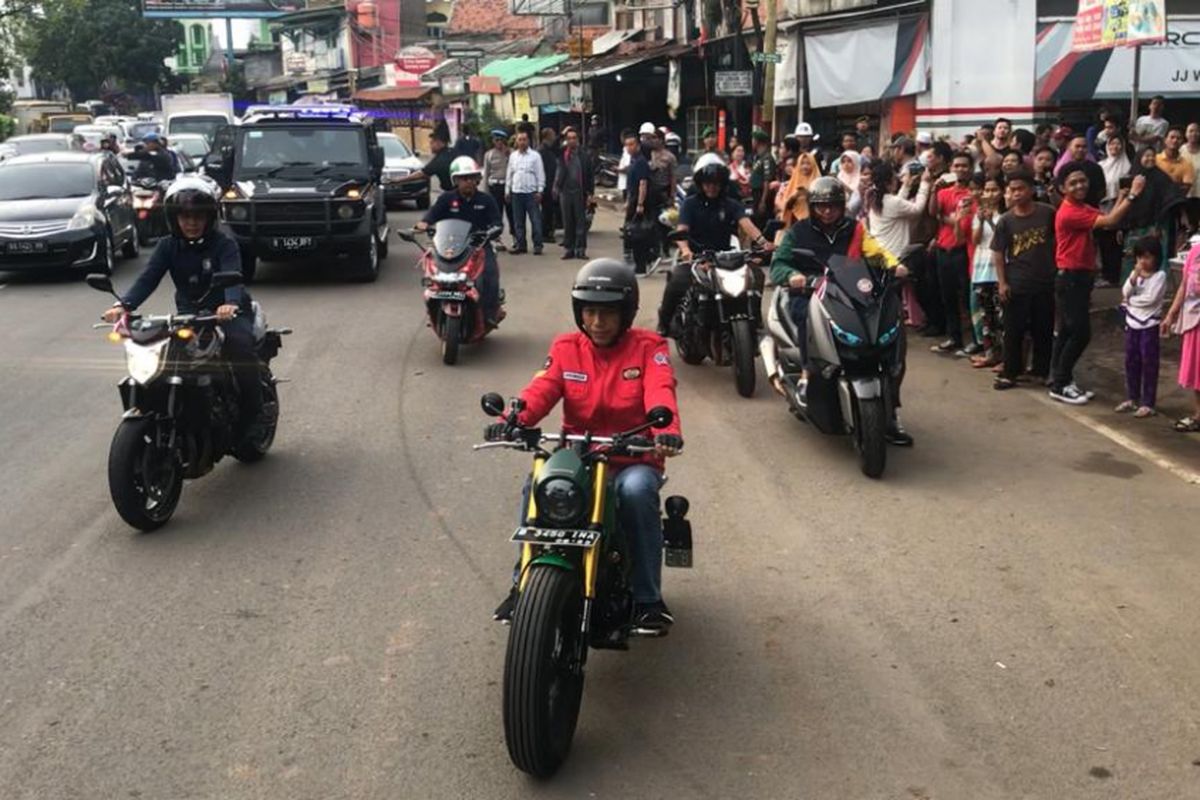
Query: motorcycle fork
[[517, 456, 547, 590]]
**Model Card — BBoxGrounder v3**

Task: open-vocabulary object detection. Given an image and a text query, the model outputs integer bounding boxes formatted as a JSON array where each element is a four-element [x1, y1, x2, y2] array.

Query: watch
[[1127, 193, 1140, 201]]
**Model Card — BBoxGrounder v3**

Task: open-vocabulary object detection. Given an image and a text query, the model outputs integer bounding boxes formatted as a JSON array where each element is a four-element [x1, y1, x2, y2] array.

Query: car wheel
[[416, 193, 430, 210], [350, 234, 379, 283], [89, 230, 115, 276], [120, 224, 140, 259]]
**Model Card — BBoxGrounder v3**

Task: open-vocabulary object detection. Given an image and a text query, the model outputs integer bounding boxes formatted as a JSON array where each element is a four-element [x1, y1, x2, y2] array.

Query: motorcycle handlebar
[[473, 432, 658, 455]]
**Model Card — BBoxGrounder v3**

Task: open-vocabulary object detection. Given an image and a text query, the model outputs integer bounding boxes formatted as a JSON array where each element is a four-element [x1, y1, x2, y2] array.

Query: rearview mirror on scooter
[[86, 273, 117, 298], [481, 392, 506, 417], [647, 406, 673, 429], [486, 226, 503, 241]]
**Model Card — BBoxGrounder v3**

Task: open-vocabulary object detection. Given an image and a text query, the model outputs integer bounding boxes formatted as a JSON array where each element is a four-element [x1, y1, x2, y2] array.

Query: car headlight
[[829, 319, 864, 347], [536, 477, 586, 526], [124, 339, 168, 385], [228, 204, 248, 221], [68, 206, 102, 230], [336, 203, 357, 219]]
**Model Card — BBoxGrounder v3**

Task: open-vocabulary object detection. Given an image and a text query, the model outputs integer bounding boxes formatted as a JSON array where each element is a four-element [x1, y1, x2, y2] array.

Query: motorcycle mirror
[[85, 273, 116, 296], [486, 226, 503, 241], [396, 230, 415, 243], [480, 392, 506, 417], [210, 270, 244, 289], [647, 406, 673, 429], [105, 185, 124, 198]]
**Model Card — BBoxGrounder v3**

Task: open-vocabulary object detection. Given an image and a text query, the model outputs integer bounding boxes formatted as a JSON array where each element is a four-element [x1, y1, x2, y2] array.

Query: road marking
[[1034, 394, 1200, 485]]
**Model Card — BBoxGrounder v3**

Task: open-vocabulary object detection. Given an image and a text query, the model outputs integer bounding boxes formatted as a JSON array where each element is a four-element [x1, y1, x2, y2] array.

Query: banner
[[1071, 0, 1165, 52], [774, 31, 798, 108], [667, 59, 680, 120], [143, 0, 302, 17], [1039, 18, 1200, 99], [804, 15, 928, 109]]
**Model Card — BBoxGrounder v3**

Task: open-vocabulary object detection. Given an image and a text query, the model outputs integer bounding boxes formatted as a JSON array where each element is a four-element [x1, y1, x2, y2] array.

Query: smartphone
[[1119, 176, 1133, 191], [907, 162, 925, 176]]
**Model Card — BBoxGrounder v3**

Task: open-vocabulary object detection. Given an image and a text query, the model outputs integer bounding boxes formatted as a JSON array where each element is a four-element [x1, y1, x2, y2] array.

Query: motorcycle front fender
[[442, 302, 463, 318], [850, 377, 882, 399], [530, 552, 576, 573]]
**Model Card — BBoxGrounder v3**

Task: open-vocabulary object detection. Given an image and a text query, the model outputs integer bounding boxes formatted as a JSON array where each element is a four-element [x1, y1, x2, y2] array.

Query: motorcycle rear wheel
[[856, 397, 887, 479], [731, 319, 756, 398], [108, 418, 183, 531], [440, 315, 461, 365], [503, 565, 585, 778]]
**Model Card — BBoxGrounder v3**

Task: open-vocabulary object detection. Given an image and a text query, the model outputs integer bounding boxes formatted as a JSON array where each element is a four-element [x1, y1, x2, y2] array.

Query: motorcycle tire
[[673, 314, 707, 366], [108, 418, 183, 532], [440, 315, 461, 365], [856, 397, 887, 479], [234, 370, 278, 463], [731, 319, 757, 398], [503, 565, 585, 778]]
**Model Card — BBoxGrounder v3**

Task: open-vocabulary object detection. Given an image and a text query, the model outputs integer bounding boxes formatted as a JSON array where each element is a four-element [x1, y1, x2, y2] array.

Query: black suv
[[205, 105, 389, 282]]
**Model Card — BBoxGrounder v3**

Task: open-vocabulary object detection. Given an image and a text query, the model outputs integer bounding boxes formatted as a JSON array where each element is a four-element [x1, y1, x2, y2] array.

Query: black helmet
[[571, 258, 639, 338], [163, 177, 219, 247], [807, 176, 846, 208]]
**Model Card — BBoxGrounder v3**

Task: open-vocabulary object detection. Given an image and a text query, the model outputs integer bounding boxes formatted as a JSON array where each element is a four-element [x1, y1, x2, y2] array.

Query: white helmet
[[692, 152, 727, 175], [449, 156, 482, 180], [638, 121, 657, 136], [664, 131, 681, 146], [791, 121, 819, 141]]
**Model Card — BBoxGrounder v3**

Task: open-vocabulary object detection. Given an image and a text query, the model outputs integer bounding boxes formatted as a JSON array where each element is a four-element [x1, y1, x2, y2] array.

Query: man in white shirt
[[1131, 95, 1169, 150], [1186, 122, 1200, 235], [505, 130, 546, 255]]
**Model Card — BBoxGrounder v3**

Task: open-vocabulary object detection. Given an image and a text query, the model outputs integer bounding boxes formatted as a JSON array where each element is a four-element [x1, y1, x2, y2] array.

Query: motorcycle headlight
[[878, 322, 900, 346], [433, 270, 467, 283], [68, 206, 101, 230], [536, 477, 586, 526], [124, 339, 168, 385], [716, 268, 747, 297], [228, 204, 248, 221], [829, 319, 864, 347]]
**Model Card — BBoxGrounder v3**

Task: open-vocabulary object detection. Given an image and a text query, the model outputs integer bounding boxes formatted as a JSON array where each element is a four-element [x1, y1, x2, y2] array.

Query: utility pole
[[762, 0, 776, 137], [1129, 44, 1142, 130]]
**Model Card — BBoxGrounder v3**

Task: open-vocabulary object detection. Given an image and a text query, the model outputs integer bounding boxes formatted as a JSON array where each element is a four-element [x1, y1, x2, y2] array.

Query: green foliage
[[0, 86, 13, 115], [21, 0, 184, 98]]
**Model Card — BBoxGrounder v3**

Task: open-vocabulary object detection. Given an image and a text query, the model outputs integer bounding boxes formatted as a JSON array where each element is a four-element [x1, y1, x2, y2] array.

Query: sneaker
[[930, 339, 958, 354], [510, 247, 528, 255], [632, 601, 674, 636], [955, 343, 983, 357], [1049, 383, 1090, 405], [796, 377, 808, 405], [560, 251, 576, 261], [493, 587, 517, 624], [532, 246, 543, 255], [885, 415, 914, 447]]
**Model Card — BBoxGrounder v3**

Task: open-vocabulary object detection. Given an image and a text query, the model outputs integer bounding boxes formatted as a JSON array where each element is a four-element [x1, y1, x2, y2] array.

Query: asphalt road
[[1, 207, 1198, 800]]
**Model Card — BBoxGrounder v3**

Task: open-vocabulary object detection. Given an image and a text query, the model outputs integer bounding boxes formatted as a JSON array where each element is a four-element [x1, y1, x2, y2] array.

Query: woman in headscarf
[[835, 150, 864, 218], [775, 150, 819, 226], [1097, 134, 1133, 284], [1121, 145, 1182, 283]]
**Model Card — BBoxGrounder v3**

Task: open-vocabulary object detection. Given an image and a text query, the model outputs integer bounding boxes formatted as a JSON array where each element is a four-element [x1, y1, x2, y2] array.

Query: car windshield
[[0, 164, 94, 201], [125, 122, 161, 140], [170, 117, 224, 141], [174, 137, 209, 158], [379, 136, 412, 160], [12, 138, 70, 155], [237, 127, 366, 174]]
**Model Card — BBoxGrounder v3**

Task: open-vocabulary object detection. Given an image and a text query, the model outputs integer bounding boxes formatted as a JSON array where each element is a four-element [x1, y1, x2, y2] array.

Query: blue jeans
[[510, 192, 543, 250], [788, 293, 811, 364], [480, 245, 500, 318], [516, 463, 665, 604]]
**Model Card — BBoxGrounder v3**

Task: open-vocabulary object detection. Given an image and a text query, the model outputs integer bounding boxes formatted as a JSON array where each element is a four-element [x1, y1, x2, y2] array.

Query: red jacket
[[517, 328, 682, 467]]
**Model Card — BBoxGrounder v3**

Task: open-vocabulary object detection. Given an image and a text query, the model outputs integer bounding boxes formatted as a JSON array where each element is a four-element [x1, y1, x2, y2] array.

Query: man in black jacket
[[553, 128, 594, 260], [539, 127, 559, 244]]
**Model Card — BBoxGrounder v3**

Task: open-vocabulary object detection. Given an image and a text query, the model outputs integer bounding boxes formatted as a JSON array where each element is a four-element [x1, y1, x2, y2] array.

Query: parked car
[[170, 132, 211, 161], [73, 124, 123, 150], [378, 132, 429, 210], [6, 133, 84, 156], [0, 152, 140, 276]]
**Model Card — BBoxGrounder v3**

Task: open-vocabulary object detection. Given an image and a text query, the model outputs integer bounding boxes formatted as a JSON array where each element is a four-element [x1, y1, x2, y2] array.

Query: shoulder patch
[[653, 352, 670, 366], [622, 367, 641, 380], [542, 355, 553, 370]]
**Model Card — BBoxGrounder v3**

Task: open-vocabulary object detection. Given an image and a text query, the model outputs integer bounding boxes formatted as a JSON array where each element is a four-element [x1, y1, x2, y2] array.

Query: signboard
[[440, 76, 466, 96], [447, 48, 485, 60], [284, 53, 308, 75], [469, 75, 503, 94], [398, 46, 439, 75], [142, 0, 302, 18], [1039, 18, 1200, 98], [714, 70, 753, 97], [566, 38, 593, 58], [751, 51, 782, 64], [1072, 0, 1165, 52]]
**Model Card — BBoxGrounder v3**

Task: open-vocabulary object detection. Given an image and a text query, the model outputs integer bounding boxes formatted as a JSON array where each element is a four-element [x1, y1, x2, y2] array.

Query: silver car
[[378, 133, 429, 210]]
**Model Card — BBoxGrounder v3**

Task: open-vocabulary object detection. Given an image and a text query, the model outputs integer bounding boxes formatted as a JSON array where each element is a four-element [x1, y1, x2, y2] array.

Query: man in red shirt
[[1049, 164, 1145, 404], [487, 259, 684, 633], [928, 147, 977, 355]]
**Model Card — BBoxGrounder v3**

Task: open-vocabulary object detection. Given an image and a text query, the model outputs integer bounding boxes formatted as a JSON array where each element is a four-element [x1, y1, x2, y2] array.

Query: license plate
[[431, 291, 467, 301], [511, 527, 600, 548], [271, 236, 315, 251], [4, 240, 48, 254]]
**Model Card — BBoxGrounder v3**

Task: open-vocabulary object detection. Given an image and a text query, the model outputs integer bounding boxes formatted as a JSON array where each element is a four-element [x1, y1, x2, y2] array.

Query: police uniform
[[422, 188, 503, 318]]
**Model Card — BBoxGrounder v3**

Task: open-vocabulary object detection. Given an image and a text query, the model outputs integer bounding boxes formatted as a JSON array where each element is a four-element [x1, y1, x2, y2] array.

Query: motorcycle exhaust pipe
[[759, 336, 787, 397]]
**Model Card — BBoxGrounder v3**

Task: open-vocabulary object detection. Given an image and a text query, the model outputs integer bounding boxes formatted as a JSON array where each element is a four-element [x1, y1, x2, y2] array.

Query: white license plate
[[272, 236, 315, 251], [511, 527, 600, 548], [431, 291, 467, 301]]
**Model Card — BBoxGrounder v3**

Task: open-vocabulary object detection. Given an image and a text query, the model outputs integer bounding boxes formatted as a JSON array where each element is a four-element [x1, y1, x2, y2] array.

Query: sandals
[[1134, 406, 1157, 419], [971, 355, 1001, 369], [1114, 400, 1136, 413], [1174, 416, 1200, 432], [993, 377, 1018, 391]]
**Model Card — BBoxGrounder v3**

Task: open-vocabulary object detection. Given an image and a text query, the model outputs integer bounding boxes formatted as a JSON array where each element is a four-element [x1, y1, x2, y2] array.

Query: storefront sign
[[440, 77, 466, 96], [468, 75, 503, 94], [1072, 0, 1165, 52], [714, 70, 753, 97], [1039, 18, 1200, 98], [774, 31, 798, 107], [398, 46, 439, 75]]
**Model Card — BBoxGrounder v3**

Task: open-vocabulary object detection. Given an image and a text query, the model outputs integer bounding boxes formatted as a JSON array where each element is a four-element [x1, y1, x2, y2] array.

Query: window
[[191, 25, 205, 46], [572, 2, 609, 26], [687, 107, 716, 154]]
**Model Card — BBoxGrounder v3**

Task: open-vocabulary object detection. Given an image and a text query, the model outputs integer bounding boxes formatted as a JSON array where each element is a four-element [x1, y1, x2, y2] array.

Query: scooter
[[758, 252, 904, 478], [397, 220, 503, 365], [131, 177, 170, 241]]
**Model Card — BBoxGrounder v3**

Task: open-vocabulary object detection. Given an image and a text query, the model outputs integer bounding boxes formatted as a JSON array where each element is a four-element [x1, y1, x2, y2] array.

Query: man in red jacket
[[488, 259, 684, 633]]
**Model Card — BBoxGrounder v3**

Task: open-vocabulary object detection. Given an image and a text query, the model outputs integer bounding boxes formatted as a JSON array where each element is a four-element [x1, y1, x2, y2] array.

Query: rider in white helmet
[[416, 156, 505, 325]]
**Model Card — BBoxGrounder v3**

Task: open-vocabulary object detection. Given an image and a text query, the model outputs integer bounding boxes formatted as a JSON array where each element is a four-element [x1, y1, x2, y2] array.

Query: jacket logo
[[622, 367, 641, 380], [563, 371, 588, 382], [653, 352, 670, 366], [450, 200, 460, 209]]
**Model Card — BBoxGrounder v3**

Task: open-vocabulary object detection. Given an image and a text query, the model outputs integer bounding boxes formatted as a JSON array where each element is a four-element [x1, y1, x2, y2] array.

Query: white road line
[[1034, 394, 1200, 485]]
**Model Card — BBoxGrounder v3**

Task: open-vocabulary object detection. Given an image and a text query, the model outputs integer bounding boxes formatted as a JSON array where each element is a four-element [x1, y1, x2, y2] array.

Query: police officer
[[101, 178, 264, 441], [125, 132, 178, 182], [415, 156, 504, 326], [656, 154, 770, 336]]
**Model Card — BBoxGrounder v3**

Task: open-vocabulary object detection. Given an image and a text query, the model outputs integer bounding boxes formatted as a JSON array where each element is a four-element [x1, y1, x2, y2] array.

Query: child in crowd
[[1115, 237, 1167, 417], [970, 175, 1005, 368], [1163, 239, 1200, 432]]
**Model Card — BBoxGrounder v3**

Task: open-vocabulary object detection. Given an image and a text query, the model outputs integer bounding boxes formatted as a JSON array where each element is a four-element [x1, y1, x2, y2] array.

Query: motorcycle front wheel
[[503, 565, 585, 778], [108, 418, 183, 531], [731, 319, 757, 398], [855, 397, 887, 479], [440, 315, 461, 365]]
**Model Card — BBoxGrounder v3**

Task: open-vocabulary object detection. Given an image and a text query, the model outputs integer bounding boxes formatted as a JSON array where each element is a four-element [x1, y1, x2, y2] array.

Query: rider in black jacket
[[125, 132, 178, 182]]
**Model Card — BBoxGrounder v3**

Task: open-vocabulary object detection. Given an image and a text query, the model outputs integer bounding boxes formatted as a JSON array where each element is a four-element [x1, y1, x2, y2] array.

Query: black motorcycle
[[595, 152, 619, 188], [87, 272, 289, 530], [477, 393, 693, 777], [759, 253, 903, 478], [668, 241, 766, 398], [131, 176, 170, 242]]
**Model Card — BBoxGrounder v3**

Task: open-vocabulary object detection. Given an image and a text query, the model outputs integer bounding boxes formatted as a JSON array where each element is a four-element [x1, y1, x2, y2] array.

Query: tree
[[0, 0, 39, 81], [20, 0, 183, 99]]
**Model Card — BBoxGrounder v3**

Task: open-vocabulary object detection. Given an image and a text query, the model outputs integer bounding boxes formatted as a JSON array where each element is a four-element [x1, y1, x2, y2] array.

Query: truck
[[161, 93, 234, 146], [11, 100, 73, 135]]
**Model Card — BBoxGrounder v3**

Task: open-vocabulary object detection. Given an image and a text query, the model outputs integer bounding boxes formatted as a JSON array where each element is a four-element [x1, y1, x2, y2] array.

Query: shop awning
[[1036, 18, 1200, 100], [352, 85, 434, 103], [480, 54, 569, 89], [590, 27, 642, 56], [803, 13, 929, 109]]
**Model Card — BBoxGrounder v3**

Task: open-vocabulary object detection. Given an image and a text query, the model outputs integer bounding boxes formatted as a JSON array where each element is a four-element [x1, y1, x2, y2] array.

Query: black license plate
[[4, 240, 48, 254], [512, 527, 600, 548], [271, 236, 315, 251], [431, 291, 467, 301]]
